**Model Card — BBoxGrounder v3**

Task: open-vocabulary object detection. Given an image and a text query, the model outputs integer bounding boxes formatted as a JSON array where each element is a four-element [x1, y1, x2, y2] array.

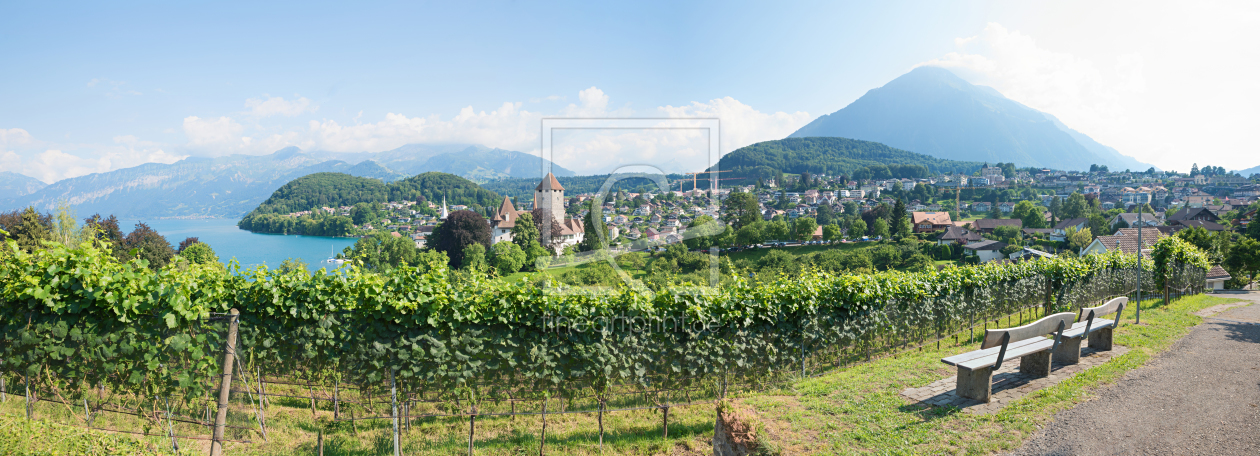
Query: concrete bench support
[[1019, 350, 1052, 376], [956, 366, 993, 402], [1088, 326, 1113, 351], [1053, 336, 1082, 365]]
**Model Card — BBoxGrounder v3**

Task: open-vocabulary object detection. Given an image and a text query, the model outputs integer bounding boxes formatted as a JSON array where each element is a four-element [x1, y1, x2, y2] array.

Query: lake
[[118, 218, 359, 271]]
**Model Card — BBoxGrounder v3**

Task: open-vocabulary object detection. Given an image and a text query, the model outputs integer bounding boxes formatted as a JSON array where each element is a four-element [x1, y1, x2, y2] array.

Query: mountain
[[710, 137, 984, 182], [1234, 164, 1260, 177], [346, 160, 408, 182], [3, 144, 568, 219], [0, 172, 47, 201], [789, 66, 1153, 171]]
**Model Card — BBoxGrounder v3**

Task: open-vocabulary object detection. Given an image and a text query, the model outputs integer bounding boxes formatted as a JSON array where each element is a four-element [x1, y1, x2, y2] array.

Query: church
[[489, 172, 584, 251]]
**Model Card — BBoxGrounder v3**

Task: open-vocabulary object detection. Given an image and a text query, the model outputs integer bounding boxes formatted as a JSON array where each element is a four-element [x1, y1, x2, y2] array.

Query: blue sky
[[2, 1, 1257, 182]]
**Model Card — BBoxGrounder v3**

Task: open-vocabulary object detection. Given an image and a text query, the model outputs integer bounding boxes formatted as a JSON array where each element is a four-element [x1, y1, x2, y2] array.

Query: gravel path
[[1011, 292, 1260, 456]]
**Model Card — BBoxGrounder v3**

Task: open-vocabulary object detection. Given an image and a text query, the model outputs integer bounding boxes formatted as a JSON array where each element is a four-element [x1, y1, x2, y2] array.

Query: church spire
[[441, 195, 449, 219]]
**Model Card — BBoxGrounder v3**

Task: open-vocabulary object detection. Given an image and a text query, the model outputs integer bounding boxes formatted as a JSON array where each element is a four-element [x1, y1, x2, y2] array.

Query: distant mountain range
[[0, 172, 47, 199], [1234, 164, 1260, 177], [1, 144, 571, 219], [789, 66, 1153, 171]]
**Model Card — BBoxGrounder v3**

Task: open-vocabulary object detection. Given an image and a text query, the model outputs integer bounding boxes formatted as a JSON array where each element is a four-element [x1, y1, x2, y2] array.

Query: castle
[[489, 172, 584, 251]]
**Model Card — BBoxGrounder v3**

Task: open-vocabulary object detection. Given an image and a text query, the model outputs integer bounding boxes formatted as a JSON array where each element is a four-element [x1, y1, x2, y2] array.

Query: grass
[[727, 294, 1245, 455], [1, 294, 1239, 455]]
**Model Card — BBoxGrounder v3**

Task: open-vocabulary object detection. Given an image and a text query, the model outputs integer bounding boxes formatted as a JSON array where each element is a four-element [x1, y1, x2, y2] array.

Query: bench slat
[[956, 338, 1055, 371], [1062, 318, 1115, 339], [941, 337, 1049, 367], [981, 312, 1076, 349]]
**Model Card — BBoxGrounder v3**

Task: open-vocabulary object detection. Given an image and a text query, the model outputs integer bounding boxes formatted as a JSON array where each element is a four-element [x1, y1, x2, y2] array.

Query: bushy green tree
[[721, 191, 762, 230], [490, 242, 526, 275], [1012, 201, 1046, 229], [429, 210, 492, 268], [822, 224, 842, 244], [178, 242, 220, 266], [850, 219, 868, 239], [349, 231, 421, 270], [792, 217, 817, 243], [461, 243, 487, 271], [871, 218, 890, 239]]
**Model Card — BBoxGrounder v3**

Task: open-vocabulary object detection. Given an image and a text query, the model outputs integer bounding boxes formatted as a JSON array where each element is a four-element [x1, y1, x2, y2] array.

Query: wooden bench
[[941, 312, 1076, 402], [1053, 297, 1126, 364]]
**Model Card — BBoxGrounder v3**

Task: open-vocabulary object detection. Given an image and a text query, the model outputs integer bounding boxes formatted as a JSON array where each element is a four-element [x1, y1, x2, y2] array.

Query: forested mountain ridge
[[788, 66, 1152, 171], [710, 137, 984, 182], [236, 171, 502, 236]]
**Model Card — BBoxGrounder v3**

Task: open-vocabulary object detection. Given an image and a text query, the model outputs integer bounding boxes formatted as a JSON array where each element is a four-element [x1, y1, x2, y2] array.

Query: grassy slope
[[732, 294, 1242, 455]]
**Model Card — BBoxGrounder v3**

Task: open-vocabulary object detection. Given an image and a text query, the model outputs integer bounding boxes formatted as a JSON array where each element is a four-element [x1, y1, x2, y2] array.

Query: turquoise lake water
[[118, 218, 358, 271]]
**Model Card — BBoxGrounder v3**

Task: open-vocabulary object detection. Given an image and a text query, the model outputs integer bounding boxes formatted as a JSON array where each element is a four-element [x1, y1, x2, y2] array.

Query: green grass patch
[[732, 294, 1243, 455]]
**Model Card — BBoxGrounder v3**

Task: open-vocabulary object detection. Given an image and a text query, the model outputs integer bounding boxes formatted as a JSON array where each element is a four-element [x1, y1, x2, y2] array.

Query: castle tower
[[534, 172, 565, 226]]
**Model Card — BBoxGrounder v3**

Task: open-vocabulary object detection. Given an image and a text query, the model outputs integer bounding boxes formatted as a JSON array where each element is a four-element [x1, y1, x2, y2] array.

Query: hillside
[[237, 171, 501, 235], [0, 172, 47, 202], [789, 66, 1152, 171], [710, 137, 984, 182], [483, 173, 686, 203], [2, 144, 566, 219]]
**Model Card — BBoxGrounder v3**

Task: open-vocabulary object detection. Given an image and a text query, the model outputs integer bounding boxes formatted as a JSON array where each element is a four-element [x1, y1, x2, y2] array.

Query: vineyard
[[0, 234, 1210, 454]]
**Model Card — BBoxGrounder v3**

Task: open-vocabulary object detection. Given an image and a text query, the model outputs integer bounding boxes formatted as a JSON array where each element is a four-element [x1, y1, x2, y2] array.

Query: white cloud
[[2, 87, 811, 181], [922, 23, 1134, 135], [183, 116, 245, 149], [245, 95, 316, 117], [1, 130, 187, 183]]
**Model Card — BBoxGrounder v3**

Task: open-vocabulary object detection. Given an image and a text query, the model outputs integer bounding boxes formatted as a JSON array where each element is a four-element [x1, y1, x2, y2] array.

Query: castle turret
[[534, 172, 564, 227]]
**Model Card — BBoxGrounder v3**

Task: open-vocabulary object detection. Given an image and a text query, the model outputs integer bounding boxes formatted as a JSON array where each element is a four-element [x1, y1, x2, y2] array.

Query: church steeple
[[441, 195, 449, 219]]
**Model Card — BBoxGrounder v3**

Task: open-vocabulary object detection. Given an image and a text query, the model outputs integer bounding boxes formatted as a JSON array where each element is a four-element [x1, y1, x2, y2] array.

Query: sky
[[2, 0, 1258, 183]]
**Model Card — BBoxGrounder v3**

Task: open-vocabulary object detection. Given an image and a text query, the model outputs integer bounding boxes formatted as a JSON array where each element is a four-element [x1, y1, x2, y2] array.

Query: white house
[[963, 240, 1008, 263]]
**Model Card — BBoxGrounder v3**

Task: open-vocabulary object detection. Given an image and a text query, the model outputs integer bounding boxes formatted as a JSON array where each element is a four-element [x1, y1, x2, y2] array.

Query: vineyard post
[[597, 397, 604, 451], [25, 374, 31, 420], [468, 401, 476, 456], [390, 369, 400, 456], [662, 405, 669, 438], [1, 374, 6, 402], [166, 396, 179, 453], [539, 394, 548, 456], [317, 429, 324, 456], [333, 377, 339, 420], [210, 308, 239, 456]]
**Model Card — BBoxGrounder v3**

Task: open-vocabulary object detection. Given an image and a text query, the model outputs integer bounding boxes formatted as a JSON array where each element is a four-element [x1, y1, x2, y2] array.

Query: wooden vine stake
[[662, 405, 669, 438], [390, 369, 400, 456], [210, 308, 240, 456], [597, 397, 604, 452], [25, 375, 31, 420], [468, 401, 476, 456], [317, 429, 324, 456], [333, 377, 339, 420], [538, 394, 548, 456]]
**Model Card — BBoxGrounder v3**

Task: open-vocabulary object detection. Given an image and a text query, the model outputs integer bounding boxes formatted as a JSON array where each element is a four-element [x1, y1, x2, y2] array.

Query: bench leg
[[1053, 337, 1082, 365], [956, 366, 992, 403], [1019, 351, 1052, 377], [1088, 327, 1113, 351]]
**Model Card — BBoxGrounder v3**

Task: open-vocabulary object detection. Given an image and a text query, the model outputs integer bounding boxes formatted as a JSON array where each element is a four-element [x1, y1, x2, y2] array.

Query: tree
[[765, 220, 790, 242], [179, 242, 220, 266], [350, 202, 375, 225], [736, 221, 765, 246], [428, 210, 492, 268], [1062, 193, 1089, 220], [490, 241, 526, 275], [531, 208, 566, 251], [823, 224, 842, 244], [579, 202, 606, 252], [1012, 201, 1046, 229], [871, 218, 890, 239], [842, 201, 860, 217], [1049, 196, 1063, 225], [511, 213, 539, 250], [685, 215, 724, 250], [1065, 226, 1092, 252], [993, 225, 1021, 245], [1224, 237, 1260, 289], [177, 237, 201, 253], [124, 222, 175, 270], [850, 219, 868, 239], [1247, 216, 1260, 241], [1175, 226, 1230, 264], [277, 258, 310, 275], [461, 243, 487, 271], [348, 231, 421, 270], [792, 217, 817, 243], [891, 199, 908, 237], [721, 191, 761, 230], [815, 204, 835, 227], [3, 207, 52, 253]]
